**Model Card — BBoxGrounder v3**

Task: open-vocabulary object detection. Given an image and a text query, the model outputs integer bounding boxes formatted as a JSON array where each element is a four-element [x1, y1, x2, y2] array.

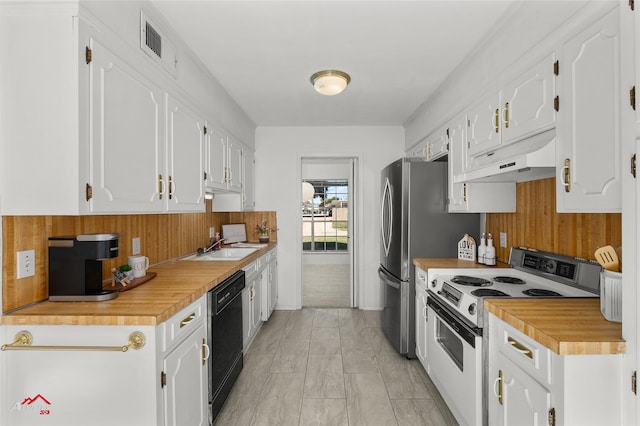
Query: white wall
[[255, 126, 404, 310]]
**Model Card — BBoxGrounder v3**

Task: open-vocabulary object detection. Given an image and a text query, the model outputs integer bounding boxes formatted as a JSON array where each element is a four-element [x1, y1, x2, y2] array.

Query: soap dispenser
[[477, 233, 486, 264], [214, 232, 221, 250], [485, 233, 496, 266]]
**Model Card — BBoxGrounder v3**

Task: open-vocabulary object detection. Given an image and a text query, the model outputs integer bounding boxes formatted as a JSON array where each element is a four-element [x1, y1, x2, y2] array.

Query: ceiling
[[152, 0, 516, 127]]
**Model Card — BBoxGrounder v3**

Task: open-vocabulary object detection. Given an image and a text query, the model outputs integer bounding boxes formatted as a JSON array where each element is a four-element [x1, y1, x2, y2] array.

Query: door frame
[[297, 154, 362, 308]]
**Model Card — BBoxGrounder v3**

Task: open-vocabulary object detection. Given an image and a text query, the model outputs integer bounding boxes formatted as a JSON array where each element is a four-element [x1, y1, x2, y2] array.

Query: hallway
[[215, 308, 457, 425]]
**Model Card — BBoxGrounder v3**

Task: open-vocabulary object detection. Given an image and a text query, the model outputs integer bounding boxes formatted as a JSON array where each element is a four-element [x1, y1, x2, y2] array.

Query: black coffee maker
[[48, 233, 119, 301]]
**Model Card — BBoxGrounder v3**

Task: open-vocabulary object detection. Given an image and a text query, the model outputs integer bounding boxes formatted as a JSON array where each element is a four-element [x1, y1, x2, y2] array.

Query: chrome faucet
[[197, 238, 226, 256]]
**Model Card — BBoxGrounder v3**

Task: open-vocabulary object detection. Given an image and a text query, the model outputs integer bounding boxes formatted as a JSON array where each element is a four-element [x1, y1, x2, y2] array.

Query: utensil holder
[[600, 270, 622, 323]]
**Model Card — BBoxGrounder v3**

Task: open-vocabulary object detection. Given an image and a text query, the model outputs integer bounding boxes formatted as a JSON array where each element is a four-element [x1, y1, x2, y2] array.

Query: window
[[302, 179, 348, 251]]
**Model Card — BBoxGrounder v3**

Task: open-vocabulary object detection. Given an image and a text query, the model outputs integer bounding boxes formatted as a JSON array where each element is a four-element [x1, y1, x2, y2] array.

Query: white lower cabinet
[[261, 248, 278, 321], [0, 297, 208, 426], [242, 259, 264, 351], [163, 324, 208, 426], [415, 267, 428, 367], [488, 313, 622, 426]]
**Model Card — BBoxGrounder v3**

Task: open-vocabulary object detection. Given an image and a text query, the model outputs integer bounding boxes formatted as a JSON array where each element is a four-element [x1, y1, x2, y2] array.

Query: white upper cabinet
[[166, 95, 206, 212], [556, 7, 622, 212], [409, 128, 448, 161], [501, 54, 556, 145], [88, 37, 165, 213], [447, 114, 516, 213], [205, 129, 243, 194], [243, 149, 256, 210], [466, 54, 556, 174], [467, 92, 503, 161]]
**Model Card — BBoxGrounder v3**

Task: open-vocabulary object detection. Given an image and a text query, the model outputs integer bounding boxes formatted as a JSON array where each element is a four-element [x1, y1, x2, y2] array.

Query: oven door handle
[[427, 295, 480, 347]]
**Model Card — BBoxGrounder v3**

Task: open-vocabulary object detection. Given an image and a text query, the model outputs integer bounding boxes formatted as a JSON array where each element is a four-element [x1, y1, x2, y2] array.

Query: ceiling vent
[[140, 11, 177, 77]]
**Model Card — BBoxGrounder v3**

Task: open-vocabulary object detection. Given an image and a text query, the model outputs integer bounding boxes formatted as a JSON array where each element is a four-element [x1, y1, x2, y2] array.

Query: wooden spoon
[[594, 245, 620, 272]]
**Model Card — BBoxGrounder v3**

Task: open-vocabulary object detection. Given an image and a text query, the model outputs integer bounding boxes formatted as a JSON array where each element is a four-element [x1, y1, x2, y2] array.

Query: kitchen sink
[[182, 247, 258, 261]]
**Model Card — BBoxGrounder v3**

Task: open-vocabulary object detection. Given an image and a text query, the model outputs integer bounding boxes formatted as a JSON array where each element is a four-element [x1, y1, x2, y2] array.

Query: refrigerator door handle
[[381, 177, 393, 257], [378, 267, 400, 289]]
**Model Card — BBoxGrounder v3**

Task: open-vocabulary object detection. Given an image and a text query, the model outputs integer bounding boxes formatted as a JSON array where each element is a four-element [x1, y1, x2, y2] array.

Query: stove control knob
[[430, 279, 437, 288], [468, 303, 477, 316]]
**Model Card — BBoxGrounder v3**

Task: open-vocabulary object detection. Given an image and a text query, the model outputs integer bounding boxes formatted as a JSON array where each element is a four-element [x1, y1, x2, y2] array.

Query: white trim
[[298, 153, 363, 309]]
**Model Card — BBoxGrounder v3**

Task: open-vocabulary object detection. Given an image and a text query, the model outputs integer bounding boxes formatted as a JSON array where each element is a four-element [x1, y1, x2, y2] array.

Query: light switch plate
[[132, 237, 141, 255], [209, 227, 215, 238], [499, 232, 507, 248], [17, 249, 35, 279]]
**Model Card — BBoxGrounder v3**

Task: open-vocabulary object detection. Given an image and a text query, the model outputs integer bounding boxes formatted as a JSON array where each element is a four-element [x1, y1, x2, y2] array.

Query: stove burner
[[451, 275, 492, 287], [493, 276, 526, 285], [523, 289, 562, 297], [471, 289, 510, 297]]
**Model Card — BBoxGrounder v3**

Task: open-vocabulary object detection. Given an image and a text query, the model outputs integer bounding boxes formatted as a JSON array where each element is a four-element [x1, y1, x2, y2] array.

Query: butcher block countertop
[[413, 258, 509, 270], [0, 243, 276, 327], [484, 298, 625, 356]]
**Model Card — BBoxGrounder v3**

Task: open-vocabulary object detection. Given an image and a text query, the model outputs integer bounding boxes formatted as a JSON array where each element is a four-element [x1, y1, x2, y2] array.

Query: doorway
[[301, 158, 356, 308]]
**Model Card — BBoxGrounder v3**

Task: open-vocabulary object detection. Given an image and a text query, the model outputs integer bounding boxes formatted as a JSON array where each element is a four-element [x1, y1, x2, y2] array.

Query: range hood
[[454, 129, 556, 183]]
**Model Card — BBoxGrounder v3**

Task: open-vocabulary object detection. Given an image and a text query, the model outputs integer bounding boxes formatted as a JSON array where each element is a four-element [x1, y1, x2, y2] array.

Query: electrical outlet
[[17, 249, 35, 279], [209, 227, 215, 238], [132, 237, 141, 255], [499, 232, 507, 248]]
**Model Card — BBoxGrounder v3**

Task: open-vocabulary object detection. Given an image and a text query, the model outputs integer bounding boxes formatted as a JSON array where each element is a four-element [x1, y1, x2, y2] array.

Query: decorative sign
[[458, 234, 476, 261]]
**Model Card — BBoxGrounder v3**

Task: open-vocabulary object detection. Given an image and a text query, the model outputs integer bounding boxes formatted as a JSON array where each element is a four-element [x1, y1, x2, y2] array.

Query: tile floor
[[215, 308, 458, 425]]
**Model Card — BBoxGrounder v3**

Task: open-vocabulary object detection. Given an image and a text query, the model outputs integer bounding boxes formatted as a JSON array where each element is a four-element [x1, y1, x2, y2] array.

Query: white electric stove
[[427, 247, 601, 328]]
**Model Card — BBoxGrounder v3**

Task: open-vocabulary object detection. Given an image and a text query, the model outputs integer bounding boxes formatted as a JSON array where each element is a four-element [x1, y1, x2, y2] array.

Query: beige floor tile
[[251, 397, 302, 426], [303, 355, 345, 399], [230, 353, 275, 398], [344, 373, 398, 426], [312, 308, 340, 328], [309, 327, 341, 355], [379, 357, 430, 399], [342, 345, 379, 374], [391, 398, 456, 426], [361, 309, 383, 327], [299, 399, 349, 426], [270, 339, 310, 373], [213, 397, 257, 426]]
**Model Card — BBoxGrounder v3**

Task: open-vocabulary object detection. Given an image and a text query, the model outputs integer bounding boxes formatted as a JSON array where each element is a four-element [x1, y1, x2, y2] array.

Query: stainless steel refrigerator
[[379, 158, 479, 358]]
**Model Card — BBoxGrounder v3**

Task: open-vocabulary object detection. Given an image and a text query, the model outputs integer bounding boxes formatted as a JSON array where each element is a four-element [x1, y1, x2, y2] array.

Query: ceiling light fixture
[[310, 70, 351, 96]]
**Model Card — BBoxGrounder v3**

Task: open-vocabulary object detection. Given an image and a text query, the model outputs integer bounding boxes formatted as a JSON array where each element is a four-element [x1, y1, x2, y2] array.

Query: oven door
[[426, 295, 483, 426]]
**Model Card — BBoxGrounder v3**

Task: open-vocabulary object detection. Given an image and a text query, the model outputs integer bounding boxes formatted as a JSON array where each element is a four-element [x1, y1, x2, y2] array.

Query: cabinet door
[[415, 289, 428, 367], [163, 325, 208, 426], [489, 352, 552, 426], [243, 149, 255, 210], [227, 137, 243, 193], [556, 8, 621, 212], [89, 37, 164, 213], [242, 287, 251, 350], [269, 256, 278, 315], [166, 95, 205, 212], [501, 54, 556, 145], [447, 116, 469, 211], [427, 129, 449, 161], [206, 126, 228, 191], [467, 92, 502, 165], [251, 273, 263, 333]]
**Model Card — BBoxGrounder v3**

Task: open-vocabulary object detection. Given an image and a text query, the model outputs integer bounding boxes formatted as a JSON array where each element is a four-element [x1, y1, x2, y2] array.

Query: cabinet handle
[[168, 176, 174, 200], [507, 336, 533, 359], [504, 102, 510, 128], [158, 174, 165, 200], [202, 339, 210, 365], [494, 108, 500, 133], [180, 313, 196, 328], [494, 370, 504, 405], [561, 158, 571, 193], [423, 306, 428, 320], [463, 183, 468, 202]]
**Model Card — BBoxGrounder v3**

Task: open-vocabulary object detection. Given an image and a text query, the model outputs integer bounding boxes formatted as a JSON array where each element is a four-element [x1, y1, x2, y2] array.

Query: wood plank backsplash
[[1, 201, 277, 313], [486, 178, 621, 264]]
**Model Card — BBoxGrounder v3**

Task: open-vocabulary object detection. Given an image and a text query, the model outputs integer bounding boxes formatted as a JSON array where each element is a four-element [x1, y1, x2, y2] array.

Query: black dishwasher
[[208, 270, 245, 422]]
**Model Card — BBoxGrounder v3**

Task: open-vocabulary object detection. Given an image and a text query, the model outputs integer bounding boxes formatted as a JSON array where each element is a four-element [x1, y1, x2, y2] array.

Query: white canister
[[128, 255, 149, 279]]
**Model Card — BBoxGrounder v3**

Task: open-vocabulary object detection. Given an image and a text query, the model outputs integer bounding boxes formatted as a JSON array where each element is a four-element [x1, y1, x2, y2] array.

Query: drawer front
[[243, 260, 259, 280], [162, 296, 206, 353], [490, 314, 552, 387]]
